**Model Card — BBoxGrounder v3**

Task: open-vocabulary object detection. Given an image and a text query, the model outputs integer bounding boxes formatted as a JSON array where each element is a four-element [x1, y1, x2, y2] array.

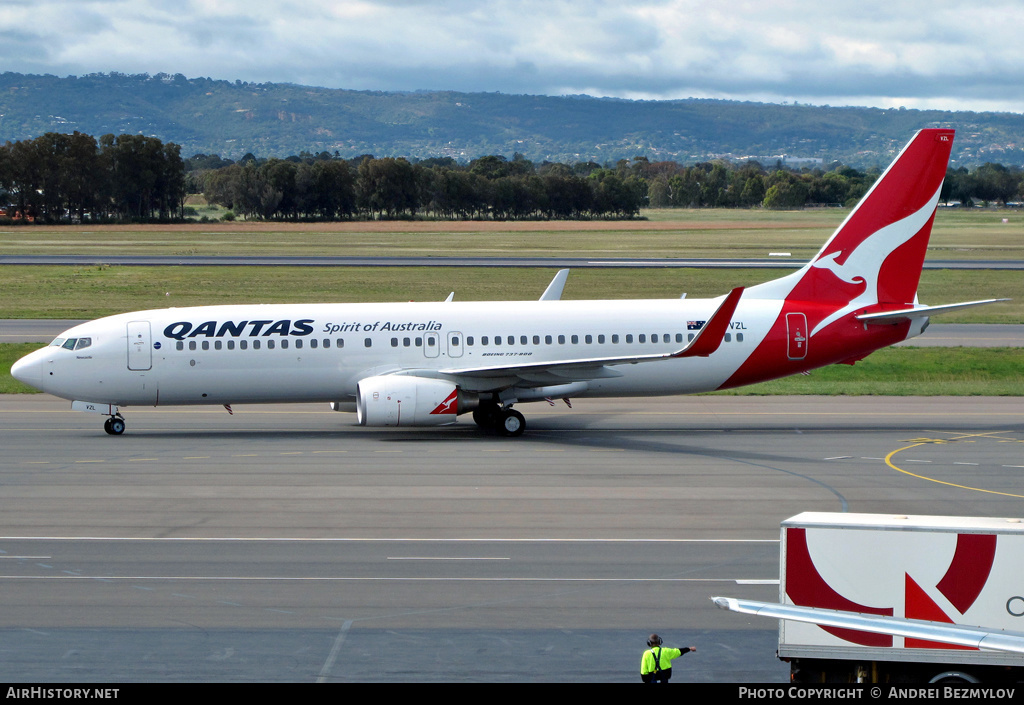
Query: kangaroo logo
[[429, 389, 459, 415], [809, 184, 943, 336]]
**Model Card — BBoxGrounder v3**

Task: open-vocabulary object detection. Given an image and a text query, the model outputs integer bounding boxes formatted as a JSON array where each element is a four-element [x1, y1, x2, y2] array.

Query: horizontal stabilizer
[[712, 597, 1024, 654], [856, 298, 1009, 324]]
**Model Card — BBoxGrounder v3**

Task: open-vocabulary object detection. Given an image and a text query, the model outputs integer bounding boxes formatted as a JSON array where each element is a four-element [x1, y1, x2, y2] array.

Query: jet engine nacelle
[[356, 375, 478, 427]]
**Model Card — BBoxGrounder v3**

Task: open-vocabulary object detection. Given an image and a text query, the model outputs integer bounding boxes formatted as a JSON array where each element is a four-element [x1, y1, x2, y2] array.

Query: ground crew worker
[[640, 634, 696, 683]]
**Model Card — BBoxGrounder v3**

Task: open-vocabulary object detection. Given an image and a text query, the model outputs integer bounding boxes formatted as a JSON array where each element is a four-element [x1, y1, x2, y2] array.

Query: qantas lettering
[[164, 319, 315, 340]]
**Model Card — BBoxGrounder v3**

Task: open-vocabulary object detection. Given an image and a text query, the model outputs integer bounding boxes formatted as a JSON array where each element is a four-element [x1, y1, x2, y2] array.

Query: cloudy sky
[[2, 0, 1022, 113]]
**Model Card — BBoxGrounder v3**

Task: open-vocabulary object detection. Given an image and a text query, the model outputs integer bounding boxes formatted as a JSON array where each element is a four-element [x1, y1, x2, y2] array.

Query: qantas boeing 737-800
[[10, 129, 1003, 436]]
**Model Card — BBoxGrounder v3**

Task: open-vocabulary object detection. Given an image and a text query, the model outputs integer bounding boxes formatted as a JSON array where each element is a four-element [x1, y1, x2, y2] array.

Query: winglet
[[673, 287, 744, 358], [540, 269, 570, 301]]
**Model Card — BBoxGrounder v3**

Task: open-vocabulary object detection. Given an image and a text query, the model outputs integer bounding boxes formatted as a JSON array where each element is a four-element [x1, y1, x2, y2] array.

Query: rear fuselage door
[[127, 320, 153, 370], [786, 312, 808, 360]]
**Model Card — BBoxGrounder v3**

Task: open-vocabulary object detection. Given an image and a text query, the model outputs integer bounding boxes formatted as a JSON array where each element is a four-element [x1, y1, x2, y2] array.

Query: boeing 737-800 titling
[[10, 129, 1003, 436]]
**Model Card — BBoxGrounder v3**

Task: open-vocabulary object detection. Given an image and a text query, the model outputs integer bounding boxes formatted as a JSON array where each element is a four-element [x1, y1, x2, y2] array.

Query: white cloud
[[0, 0, 1022, 113]]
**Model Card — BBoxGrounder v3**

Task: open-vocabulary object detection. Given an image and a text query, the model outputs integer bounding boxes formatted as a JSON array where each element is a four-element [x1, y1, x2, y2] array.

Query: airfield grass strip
[[0, 265, 1019, 322], [2, 343, 1021, 396]]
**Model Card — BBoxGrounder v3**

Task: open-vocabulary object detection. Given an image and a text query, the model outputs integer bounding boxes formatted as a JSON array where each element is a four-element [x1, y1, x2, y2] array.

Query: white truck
[[714, 512, 1024, 683]]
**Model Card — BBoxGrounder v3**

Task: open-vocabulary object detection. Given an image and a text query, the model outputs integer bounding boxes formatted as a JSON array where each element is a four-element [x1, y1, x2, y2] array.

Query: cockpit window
[[56, 337, 92, 350]]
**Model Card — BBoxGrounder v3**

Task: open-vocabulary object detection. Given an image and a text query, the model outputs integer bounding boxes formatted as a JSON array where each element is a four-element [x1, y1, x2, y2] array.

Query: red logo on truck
[[786, 528, 996, 648]]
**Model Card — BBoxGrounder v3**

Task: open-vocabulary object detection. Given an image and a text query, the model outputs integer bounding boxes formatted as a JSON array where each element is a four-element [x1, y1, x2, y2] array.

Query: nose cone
[[11, 349, 45, 391]]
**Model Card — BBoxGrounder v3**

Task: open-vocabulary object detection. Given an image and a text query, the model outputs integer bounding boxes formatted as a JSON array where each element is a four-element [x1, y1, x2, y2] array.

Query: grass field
[[0, 265, 1017, 321], [2, 207, 1022, 261]]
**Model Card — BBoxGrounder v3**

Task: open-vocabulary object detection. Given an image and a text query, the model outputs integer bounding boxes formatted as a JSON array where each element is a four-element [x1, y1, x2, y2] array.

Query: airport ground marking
[[885, 434, 1024, 499]]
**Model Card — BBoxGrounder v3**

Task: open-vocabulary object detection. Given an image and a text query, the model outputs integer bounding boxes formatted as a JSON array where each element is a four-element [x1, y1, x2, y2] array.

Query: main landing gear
[[472, 401, 526, 437], [103, 414, 126, 435]]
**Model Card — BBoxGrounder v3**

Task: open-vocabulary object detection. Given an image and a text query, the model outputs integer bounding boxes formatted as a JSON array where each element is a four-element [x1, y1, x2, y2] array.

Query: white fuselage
[[15, 296, 791, 408]]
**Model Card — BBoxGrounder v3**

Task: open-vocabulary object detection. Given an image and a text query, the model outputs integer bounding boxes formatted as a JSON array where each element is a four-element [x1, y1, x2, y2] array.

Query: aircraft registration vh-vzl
[[10, 129, 1004, 437]]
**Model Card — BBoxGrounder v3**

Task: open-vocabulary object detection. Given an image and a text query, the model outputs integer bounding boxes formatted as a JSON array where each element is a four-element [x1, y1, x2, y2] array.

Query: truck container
[[778, 512, 1024, 683]]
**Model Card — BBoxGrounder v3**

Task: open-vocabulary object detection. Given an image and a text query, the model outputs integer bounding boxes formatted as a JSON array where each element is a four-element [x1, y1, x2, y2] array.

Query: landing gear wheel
[[473, 404, 499, 429], [497, 408, 526, 437], [105, 417, 125, 435]]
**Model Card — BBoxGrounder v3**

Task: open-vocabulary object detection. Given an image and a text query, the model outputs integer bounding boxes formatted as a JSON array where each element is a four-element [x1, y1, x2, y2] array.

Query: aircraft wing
[[711, 596, 1024, 655], [432, 287, 743, 387]]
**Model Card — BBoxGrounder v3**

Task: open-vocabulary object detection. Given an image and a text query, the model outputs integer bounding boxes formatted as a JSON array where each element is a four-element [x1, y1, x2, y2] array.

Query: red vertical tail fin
[[748, 129, 954, 325], [720, 130, 955, 390]]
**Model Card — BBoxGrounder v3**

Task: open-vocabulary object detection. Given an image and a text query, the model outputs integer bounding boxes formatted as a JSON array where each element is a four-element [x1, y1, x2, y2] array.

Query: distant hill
[[2, 72, 1023, 168]]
